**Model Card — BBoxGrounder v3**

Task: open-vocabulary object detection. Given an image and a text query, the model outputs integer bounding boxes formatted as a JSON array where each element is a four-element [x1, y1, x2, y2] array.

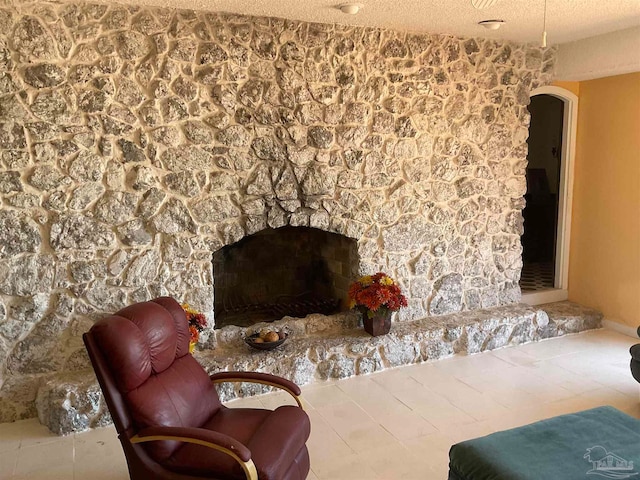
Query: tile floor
[[1, 328, 638, 480], [519, 261, 555, 292]]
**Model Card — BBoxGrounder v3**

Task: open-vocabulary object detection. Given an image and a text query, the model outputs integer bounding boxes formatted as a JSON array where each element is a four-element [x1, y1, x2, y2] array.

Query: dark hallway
[[520, 95, 564, 292]]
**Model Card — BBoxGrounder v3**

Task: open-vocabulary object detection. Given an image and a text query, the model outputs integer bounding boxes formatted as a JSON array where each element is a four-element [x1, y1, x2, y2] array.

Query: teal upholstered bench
[[449, 406, 640, 480]]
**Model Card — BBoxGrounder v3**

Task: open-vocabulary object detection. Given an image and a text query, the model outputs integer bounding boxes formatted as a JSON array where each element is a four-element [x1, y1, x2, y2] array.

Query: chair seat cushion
[[449, 406, 640, 480], [163, 405, 311, 480], [279, 447, 310, 480]]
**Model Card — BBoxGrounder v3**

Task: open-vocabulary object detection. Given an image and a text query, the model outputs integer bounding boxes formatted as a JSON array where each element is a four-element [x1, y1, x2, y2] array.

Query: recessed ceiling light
[[478, 19, 505, 30], [339, 3, 363, 15]]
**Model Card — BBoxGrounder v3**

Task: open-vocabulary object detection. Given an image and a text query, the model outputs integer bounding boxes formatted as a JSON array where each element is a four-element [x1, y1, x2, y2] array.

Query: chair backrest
[[84, 297, 221, 461]]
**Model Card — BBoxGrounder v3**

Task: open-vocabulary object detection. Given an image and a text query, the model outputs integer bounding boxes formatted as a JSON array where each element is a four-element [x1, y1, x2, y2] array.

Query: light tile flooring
[[1, 328, 638, 480]]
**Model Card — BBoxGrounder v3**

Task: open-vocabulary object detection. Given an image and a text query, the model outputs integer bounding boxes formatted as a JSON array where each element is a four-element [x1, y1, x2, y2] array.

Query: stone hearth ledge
[[36, 301, 602, 435]]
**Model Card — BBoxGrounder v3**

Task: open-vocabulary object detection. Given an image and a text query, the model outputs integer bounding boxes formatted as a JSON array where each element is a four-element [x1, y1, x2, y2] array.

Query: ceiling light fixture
[[471, 0, 500, 9], [339, 3, 362, 15], [478, 19, 505, 30], [541, 0, 548, 47]]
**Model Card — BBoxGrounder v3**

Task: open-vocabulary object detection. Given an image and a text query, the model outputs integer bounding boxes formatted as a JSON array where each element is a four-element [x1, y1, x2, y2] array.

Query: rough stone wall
[[0, 0, 555, 422]]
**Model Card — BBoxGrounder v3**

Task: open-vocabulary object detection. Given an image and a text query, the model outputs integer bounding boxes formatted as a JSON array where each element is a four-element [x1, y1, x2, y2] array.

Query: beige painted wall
[[568, 72, 640, 328], [556, 27, 640, 81]]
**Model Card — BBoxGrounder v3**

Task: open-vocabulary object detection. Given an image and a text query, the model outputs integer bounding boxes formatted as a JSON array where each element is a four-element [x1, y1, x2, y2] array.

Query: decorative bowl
[[244, 332, 288, 351]]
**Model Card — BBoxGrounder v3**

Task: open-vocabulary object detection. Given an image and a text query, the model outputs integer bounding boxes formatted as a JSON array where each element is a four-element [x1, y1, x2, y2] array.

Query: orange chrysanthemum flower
[[347, 272, 407, 313], [182, 304, 208, 344]]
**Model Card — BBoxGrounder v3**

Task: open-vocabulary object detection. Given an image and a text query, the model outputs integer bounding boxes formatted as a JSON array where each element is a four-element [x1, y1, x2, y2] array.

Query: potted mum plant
[[348, 272, 407, 337], [182, 304, 208, 353]]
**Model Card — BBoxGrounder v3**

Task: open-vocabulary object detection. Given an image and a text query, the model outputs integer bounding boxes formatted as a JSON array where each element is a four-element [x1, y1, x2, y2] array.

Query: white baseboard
[[603, 319, 639, 339], [521, 289, 569, 306]]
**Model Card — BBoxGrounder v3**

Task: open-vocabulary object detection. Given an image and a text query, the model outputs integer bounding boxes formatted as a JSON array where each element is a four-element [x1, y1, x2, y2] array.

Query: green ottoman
[[449, 406, 640, 480]]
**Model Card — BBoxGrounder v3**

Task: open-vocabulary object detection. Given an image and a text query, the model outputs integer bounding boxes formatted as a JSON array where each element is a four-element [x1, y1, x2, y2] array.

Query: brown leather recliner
[[83, 297, 311, 480]]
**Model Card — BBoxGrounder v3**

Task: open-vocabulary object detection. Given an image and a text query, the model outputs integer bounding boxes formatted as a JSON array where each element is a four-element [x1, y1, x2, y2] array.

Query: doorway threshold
[[521, 288, 568, 306]]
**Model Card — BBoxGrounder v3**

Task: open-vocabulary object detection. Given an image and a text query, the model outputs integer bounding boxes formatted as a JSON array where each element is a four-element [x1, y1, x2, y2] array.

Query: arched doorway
[[521, 86, 578, 305]]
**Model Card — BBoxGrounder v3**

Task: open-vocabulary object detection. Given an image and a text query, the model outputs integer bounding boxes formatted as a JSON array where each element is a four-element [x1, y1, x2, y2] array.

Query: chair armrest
[[131, 426, 257, 480], [210, 371, 304, 409]]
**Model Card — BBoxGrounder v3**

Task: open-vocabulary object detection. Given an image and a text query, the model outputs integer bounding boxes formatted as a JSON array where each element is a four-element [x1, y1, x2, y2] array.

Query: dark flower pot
[[360, 308, 392, 337]]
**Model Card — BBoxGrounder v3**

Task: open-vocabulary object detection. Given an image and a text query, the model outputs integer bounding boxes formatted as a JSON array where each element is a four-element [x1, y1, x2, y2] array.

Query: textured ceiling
[[125, 0, 640, 45]]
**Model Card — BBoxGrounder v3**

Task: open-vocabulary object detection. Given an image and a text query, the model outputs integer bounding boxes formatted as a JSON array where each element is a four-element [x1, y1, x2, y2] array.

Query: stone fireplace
[[213, 226, 358, 328], [0, 0, 557, 423]]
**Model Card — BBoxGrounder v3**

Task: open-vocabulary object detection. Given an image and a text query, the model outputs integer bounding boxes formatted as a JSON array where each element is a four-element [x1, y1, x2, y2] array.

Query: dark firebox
[[213, 226, 358, 328]]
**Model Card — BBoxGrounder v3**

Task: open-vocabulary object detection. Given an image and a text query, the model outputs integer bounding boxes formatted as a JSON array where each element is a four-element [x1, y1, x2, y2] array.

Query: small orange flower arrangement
[[182, 304, 207, 352], [348, 272, 407, 318]]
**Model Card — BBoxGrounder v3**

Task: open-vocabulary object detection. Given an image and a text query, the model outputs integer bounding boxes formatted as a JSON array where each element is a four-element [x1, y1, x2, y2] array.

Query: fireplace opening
[[213, 226, 359, 329]]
